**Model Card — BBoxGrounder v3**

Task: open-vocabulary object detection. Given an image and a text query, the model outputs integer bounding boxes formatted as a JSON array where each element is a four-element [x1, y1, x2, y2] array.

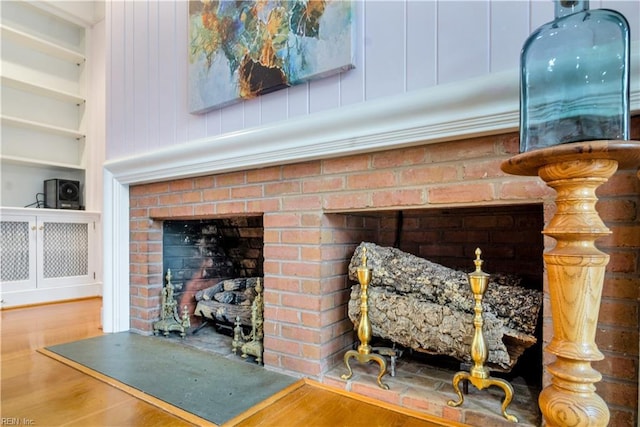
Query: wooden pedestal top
[[501, 140, 640, 177]]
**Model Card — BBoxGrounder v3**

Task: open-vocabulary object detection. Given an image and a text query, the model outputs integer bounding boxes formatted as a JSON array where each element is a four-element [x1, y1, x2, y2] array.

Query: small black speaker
[[44, 179, 81, 209]]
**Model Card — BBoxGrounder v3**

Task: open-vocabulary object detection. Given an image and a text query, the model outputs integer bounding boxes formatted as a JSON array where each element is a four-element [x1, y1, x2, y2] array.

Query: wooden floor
[[1, 298, 461, 426]]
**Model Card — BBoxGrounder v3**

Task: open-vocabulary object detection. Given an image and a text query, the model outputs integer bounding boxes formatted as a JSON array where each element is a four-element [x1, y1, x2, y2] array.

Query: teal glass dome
[[520, 0, 630, 152]]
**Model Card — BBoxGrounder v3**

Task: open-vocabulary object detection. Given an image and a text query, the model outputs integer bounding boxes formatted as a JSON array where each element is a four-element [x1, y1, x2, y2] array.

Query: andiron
[[341, 247, 390, 390], [447, 248, 517, 423]]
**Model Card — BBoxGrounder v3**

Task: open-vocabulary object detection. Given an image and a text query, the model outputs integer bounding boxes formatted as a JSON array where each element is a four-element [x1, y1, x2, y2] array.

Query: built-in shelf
[[0, 0, 101, 308], [1, 75, 85, 105], [1, 115, 85, 139], [0, 24, 85, 64], [0, 154, 85, 171]]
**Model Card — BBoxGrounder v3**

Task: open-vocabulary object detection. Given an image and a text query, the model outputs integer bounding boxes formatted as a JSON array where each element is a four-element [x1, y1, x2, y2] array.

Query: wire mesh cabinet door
[[0, 215, 37, 292], [36, 215, 96, 288]]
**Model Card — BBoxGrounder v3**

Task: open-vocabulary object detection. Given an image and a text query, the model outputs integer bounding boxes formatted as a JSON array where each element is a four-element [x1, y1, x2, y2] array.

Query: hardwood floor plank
[[230, 380, 463, 427], [61, 400, 197, 427]]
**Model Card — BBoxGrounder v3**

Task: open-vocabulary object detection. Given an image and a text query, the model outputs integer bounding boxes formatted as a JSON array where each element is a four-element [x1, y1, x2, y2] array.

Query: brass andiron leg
[[447, 248, 517, 423], [240, 278, 264, 364], [153, 269, 191, 338], [341, 247, 389, 390], [231, 316, 244, 355]]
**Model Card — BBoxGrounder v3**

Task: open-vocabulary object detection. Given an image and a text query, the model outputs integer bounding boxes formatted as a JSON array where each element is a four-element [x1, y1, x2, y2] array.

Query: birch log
[[347, 242, 542, 370]]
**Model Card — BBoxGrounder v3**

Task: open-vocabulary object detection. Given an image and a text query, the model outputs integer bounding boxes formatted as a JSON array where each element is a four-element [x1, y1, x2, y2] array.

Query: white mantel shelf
[[106, 69, 521, 185], [105, 46, 640, 186]]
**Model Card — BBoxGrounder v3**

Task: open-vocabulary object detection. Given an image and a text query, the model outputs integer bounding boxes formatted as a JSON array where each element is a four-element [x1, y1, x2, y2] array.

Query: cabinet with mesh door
[[0, 208, 100, 307]]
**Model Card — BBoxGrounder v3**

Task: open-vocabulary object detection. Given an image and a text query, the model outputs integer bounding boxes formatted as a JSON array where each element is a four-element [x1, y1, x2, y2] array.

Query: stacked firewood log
[[347, 242, 543, 370], [194, 277, 260, 326]]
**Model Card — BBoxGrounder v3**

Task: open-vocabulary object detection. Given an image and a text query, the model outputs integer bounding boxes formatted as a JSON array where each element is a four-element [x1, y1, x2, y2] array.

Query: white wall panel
[[437, 1, 489, 84], [204, 105, 221, 136], [490, 1, 529, 72], [157, 1, 178, 151], [123, 2, 136, 152], [406, 1, 437, 91], [175, 1, 192, 148], [221, 102, 245, 134], [244, 97, 262, 130], [339, 0, 365, 107], [106, 0, 640, 161], [364, 1, 406, 100], [106, 0, 125, 160], [288, 82, 310, 118], [261, 90, 288, 125], [133, 1, 149, 152], [310, 73, 341, 113], [146, 0, 159, 153]]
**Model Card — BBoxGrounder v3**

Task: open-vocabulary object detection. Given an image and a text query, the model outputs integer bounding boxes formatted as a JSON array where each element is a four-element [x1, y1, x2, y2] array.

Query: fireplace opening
[[162, 216, 264, 341], [329, 203, 544, 395], [155, 203, 543, 422]]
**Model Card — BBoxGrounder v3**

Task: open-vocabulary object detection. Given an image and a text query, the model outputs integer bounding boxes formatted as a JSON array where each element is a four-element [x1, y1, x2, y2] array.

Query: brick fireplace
[[128, 119, 640, 425]]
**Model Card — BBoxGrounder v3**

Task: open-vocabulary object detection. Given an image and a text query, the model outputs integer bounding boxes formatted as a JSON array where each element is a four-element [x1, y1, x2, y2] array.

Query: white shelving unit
[[0, 1, 104, 308], [1, 1, 89, 209]]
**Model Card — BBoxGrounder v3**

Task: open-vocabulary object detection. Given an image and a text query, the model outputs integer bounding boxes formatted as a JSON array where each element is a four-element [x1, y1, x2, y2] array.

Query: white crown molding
[[105, 69, 521, 185], [105, 46, 640, 186]]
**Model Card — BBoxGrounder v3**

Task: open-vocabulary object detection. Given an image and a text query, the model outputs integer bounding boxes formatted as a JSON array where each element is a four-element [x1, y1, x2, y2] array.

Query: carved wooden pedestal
[[501, 140, 640, 427]]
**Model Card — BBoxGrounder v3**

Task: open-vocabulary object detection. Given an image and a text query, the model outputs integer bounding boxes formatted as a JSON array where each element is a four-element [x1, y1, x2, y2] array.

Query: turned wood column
[[501, 140, 640, 427]]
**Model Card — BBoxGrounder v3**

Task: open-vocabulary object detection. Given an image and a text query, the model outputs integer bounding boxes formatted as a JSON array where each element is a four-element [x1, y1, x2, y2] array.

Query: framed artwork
[[188, 0, 355, 114]]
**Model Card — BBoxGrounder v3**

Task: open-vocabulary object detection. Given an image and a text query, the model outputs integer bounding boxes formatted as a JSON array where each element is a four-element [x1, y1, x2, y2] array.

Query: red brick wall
[[129, 119, 640, 425], [589, 118, 640, 426], [373, 205, 544, 285]]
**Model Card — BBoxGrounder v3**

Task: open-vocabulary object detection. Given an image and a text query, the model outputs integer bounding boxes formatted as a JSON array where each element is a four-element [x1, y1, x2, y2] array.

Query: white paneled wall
[[106, 0, 640, 161]]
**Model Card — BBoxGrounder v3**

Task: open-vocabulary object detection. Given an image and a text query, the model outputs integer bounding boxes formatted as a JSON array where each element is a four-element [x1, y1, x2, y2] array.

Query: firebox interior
[[159, 204, 544, 417], [327, 203, 544, 390]]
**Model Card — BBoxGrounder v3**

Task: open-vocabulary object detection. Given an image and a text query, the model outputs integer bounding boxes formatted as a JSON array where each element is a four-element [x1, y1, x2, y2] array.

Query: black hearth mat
[[41, 332, 298, 426]]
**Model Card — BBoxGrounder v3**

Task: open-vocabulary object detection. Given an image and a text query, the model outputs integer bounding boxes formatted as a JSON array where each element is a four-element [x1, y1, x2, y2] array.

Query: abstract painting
[[188, 0, 355, 114]]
